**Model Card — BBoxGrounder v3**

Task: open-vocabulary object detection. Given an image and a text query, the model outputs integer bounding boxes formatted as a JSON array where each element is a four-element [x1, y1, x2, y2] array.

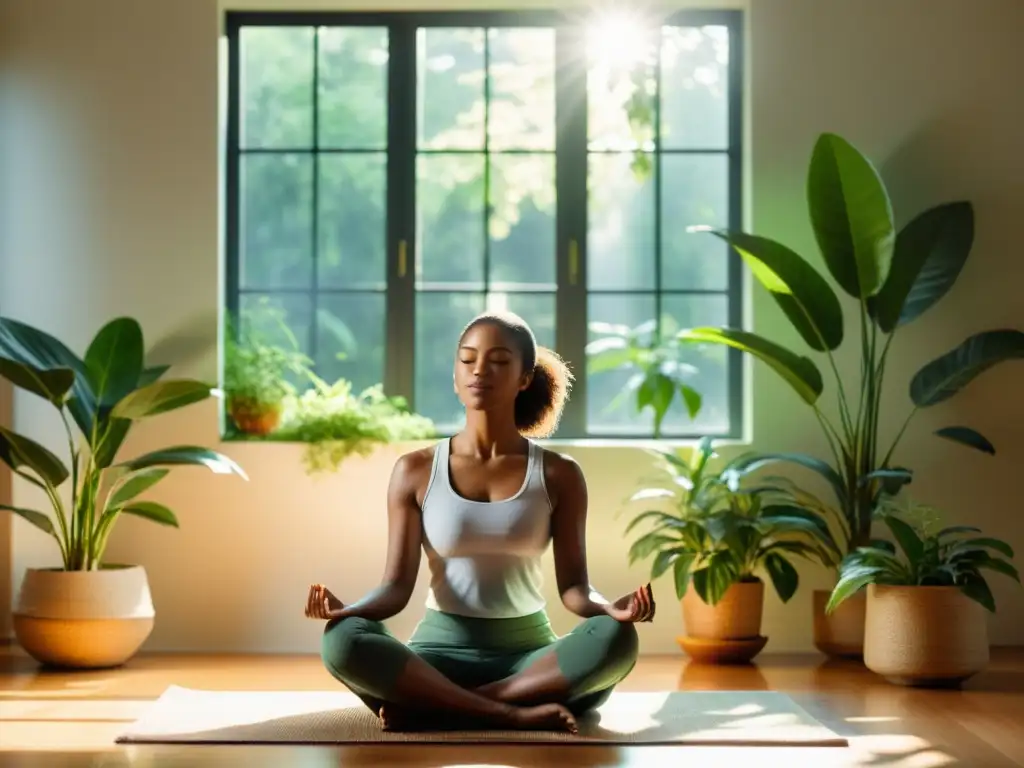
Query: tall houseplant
[[0, 315, 247, 667], [623, 438, 839, 662], [676, 132, 1024, 652]]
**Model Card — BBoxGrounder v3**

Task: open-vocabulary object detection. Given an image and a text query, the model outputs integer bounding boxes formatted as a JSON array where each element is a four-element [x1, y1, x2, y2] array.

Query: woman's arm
[[329, 450, 427, 622], [547, 452, 617, 619]]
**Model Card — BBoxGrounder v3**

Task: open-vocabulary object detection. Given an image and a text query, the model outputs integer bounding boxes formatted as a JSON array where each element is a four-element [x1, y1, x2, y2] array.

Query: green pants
[[321, 608, 639, 716]]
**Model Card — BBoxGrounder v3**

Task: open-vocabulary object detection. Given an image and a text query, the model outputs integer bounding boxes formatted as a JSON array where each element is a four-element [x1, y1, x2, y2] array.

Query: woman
[[305, 311, 655, 733]]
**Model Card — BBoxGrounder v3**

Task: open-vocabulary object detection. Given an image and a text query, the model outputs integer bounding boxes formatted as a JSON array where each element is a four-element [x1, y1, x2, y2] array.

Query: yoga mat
[[116, 686, 847, 746]]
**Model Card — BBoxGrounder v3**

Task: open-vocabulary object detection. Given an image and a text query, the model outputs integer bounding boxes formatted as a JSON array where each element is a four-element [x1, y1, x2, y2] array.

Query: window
[[224, 10, 744, 439]]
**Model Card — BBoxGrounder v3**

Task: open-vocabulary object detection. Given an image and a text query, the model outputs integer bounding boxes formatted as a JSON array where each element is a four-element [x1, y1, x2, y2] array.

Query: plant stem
[[812, 406, 844, 469], [882, 406, 918, 468], [824, 351, 856, 446]]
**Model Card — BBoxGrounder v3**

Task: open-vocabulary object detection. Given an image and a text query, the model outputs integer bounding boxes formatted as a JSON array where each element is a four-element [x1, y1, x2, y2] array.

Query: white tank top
[[420, 438, 552, 619]]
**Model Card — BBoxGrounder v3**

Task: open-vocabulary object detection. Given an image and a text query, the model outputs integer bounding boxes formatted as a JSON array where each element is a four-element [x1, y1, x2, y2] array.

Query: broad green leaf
[[678, 327, 823, 404], [92, 417, 132, 469], [0, 316, 96, 436], [0, 504, 54, 535], [623, 509, 685, 535], [637, 373, 674, 436], [807, 132, 895, 298], [972, 556, 1020, 583], [121, 501, 179, 528], [116, 446, 248, 479], [0, 358, 74, 406], [825, 564, 886, 613], [84, 318, 144, 407], [628, 533, 677, 565], [700, 554, 741, 605], [650, 549, 677, 579], [0, 425, 69, 487], [111, 379, 214, 420], [882, 515, 924, 563], [934, 426, 995, 455], [696, 228, 843, 350], [585, 337, 635, 374], [722, 451, 847, 505], [860, 468, 913, 487], [673, 552, 695, 599], [679, 384, 702, 419], [760, 504, 841, 555], [107, 468, 170, 509], [959, 576, 996, 613], [910, 329, 1024, 407], [139, 364, 171, 386], [871, 201, 973, 331], [936, 525, 982, 539], [952, 537, 1014, 559], [764, 553, 800, 602], [627, 488, 676, 503]]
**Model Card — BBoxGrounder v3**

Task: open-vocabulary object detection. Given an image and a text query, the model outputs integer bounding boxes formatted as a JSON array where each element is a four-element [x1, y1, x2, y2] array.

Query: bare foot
[[511, 703, 578, 733]]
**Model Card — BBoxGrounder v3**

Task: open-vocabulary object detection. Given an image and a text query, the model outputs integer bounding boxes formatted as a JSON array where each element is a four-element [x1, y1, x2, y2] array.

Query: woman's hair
[[459, 311, 574, 438]]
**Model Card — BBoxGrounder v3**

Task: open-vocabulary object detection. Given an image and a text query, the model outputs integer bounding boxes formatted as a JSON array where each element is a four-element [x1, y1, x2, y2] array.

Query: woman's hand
[[305, 583, 345, 620], [605, 583, 655, 623]]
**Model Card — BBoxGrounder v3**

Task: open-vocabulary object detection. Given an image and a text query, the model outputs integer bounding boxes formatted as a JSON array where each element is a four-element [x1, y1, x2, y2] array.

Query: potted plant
[[272, 373, 436, 474], [223, 312, 309, 437], [677, 132, 1024, 657], [0, 315, 247, 668], [826, 496, 1019, 686], [624, 437, 840, 663]]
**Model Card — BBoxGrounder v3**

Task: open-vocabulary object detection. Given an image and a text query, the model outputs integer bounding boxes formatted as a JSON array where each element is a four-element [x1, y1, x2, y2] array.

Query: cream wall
[[2, 0, 1023, 654]]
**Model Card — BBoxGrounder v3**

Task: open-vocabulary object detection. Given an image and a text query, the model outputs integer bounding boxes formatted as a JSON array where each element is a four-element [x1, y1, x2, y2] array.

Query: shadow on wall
[[0, 377, 12, 638]]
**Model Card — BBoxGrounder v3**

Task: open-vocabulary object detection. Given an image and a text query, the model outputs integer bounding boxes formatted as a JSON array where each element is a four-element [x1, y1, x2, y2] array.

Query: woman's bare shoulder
[[390, 444, 440, 501]]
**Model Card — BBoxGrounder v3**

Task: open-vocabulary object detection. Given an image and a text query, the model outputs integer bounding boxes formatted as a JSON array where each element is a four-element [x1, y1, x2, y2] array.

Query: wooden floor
[[1, 644, 1023, 767]]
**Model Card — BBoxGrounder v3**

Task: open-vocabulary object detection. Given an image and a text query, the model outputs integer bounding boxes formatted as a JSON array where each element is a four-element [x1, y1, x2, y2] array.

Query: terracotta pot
[[682, 578, 764, 640], [229, 399, 281, 436], [864, 584, 989, 687], [813, 588, 866, 659], [13, 565, 155, 669]]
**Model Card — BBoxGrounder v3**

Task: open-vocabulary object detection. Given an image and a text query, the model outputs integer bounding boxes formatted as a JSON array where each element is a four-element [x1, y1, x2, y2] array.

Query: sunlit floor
[[1, 644, 1022, 767]]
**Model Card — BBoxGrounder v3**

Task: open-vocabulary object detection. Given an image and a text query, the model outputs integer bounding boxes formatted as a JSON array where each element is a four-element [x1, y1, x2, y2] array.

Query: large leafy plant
[[679, 132, 1024, 560], [0, 316, 247, 571], [623, 438, 841, 606], [586, 319, 704, 437], [827, 495, 1020, 613]]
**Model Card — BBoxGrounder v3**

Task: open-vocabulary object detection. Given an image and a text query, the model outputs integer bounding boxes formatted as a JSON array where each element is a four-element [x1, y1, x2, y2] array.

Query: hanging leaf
[[111, 380, 214, 420], [934, 426, 995, 455], [116, 446, 248, 479], [84, 318, 145, 407], [0, 504, 55, 536], [0, 358, 75, 406], [0, 425, 70, 487], [121, 501, 179, 528], [910, 329, 1024, 406], [679, 384, 702, 419]]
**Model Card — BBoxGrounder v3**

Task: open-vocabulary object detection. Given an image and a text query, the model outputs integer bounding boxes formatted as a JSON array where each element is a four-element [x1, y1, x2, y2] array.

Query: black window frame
[[223, 8, 745, 441]]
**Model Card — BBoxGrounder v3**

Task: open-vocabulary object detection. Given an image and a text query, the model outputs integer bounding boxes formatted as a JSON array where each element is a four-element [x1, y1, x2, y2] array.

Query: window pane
[[316, 293, 385, 392], [660, 26, 730, 150], [587, 153, 655, 291], [318, 27, 389, 150], [417, 154, 485, 288], [318, 153, 387, 290], [586, 293, 657, 434], [241, 154, 313, 289], [660, 293, 730, 434], [240, 27, 313, 149], [488, 154, 556, 289], [487, 292, 556, 350], [417, 28, 485, 150], [661, 154, 730, 290], [415, 292, 486, 429], [585, 21, 658, 151], [239, 294, 311, 389], [487, 28, 555, 151]]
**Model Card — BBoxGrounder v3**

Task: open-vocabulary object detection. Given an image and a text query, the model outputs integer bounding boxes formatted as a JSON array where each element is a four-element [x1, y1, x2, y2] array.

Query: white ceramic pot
[[864, 584, 989, 687], [13, 565, 155, 669]]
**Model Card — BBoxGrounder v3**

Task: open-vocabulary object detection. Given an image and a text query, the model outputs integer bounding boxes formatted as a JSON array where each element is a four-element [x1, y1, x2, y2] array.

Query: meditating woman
[[305, 311, 655, 733]]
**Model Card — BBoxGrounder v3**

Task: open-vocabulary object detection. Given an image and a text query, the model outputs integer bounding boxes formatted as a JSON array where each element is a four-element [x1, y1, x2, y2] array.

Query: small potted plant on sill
[[0, 315, 247, 669], [678, 131, 1024, 659], [624, 437, 841, 664], [223, 311, 310, 437], [826, 496, 1020, 687]]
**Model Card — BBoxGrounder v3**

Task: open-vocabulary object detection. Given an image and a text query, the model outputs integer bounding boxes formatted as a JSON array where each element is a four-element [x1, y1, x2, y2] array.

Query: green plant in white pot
[[827, 496, 1019, 687], [677, 131, 1024, 658], [0, 315, 247, 668], [624, 437, 840, 663]]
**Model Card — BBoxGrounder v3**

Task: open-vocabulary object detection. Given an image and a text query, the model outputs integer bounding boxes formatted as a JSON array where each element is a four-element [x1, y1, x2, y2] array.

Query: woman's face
[[454, 322, 532, 414]]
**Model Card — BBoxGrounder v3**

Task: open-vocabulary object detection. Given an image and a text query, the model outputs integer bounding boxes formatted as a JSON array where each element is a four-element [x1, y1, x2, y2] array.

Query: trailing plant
[[272, 373, 436, 474], [0, 316, 247, 571], [586, 318, 703, 437], [826, 495, 1020, 614], [623, 437, 842, 606], [676, 132, 1024, 562]]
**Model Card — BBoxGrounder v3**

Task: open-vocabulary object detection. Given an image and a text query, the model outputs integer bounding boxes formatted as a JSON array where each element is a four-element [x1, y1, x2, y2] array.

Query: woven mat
[[115, 686, 847, 746]]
